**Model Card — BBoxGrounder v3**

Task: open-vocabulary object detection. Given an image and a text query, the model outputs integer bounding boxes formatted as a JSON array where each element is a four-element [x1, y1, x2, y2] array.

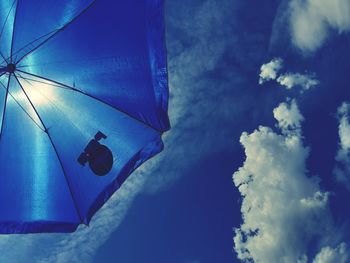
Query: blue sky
[[95, 0, 350, 262], [1, 0, 350, 262]]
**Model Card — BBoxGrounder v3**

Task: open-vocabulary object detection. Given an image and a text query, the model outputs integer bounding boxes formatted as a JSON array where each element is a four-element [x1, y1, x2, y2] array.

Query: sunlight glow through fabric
[[0, 0, 169, 233]]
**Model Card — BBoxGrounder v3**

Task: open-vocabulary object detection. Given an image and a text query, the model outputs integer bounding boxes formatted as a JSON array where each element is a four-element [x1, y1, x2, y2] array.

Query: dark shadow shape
[[78, 131, 114, 176], [6, 63, 16, 73]]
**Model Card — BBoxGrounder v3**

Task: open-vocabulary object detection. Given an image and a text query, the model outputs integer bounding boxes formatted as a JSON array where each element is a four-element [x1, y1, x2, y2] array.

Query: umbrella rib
[[16, 72, 95, 147], [10, 0, 19, 63], [0, 52, 8, 65], [17, 55, 125, 68], [0, 76, 45, 132], [15, 74, 72, 91], [0, 74, 11, 139], [0, 0, 16, 64], [16, 0, 98, 64], [9, 29, 58, 63], [13, 73, 84, 224], [17, 69, 163, 133], [0, 0, 16, 42]]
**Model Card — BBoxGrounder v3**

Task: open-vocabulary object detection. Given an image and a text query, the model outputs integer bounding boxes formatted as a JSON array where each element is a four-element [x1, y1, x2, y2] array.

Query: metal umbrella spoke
[[0, 74, 11, 139], [0, 52, 8, 65], [15, 73, 73, 91], [16, 0, 98, 64], [10, 0, 19, 63], [16, 69, 163, 133], [8, 28, 59, 63], [0, 0, 16, 43], [0, 72, 7, 79], [16, 55, 126, 69], [0, 0, 17, 64], [0, 76, 45, 132], [13, 73, 83, 223]]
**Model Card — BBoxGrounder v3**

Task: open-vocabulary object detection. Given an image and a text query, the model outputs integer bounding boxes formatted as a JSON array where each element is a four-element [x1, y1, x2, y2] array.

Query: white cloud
[[259, 58, 319, 91], [233, 100, 347, 263], [289, 0, 350, 52], [337, 102, 350, 150], [259, 58, 283, 84], [313, 243, 349, 263], [334, 102, 350, 189], [273, 99, 304, 135], [300, 191, 330, 209], [277, 73, 319, 91]]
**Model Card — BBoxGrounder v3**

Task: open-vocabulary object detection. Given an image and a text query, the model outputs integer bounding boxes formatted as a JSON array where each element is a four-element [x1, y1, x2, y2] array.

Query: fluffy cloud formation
[[313, 243, 349, 263], [259, 58, 319, 91], [277, 73, 319, 91], [334, 102, 350, 189], [259, 58, 283, 84], [289, 0, 350, 52], [273, 99, 304, 135], [233, 100, 347, 262]]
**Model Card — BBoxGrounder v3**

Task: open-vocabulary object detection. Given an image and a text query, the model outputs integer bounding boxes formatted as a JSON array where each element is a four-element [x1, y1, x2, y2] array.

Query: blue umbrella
[[0, 0, 169, 233]]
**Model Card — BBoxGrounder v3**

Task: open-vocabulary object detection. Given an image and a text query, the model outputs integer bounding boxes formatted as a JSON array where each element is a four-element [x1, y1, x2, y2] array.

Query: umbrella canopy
[[0, 0, 169, 233]]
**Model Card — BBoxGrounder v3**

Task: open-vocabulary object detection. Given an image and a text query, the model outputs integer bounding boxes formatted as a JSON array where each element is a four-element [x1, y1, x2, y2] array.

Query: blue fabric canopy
[[0, 0, 169, 233]]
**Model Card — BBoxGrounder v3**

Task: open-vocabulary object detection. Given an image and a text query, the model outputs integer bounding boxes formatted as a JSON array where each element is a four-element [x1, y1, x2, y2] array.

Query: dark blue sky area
[[94, 0, 350, 262], [95, 1, 279, 262], [95, 150, 241, 263]]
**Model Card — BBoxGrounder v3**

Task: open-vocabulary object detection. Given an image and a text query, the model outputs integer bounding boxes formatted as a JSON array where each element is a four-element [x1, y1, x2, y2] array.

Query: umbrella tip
[[6, 63, 16, 74]]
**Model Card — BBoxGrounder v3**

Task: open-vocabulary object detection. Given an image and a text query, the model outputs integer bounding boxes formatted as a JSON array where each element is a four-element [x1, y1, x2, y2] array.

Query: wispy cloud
[[38, 161, 154, 263], [313, 243, 349, 263], [144, 0, 250, 193], [233, 99, 347, 262], [0, 159, 155, 263]]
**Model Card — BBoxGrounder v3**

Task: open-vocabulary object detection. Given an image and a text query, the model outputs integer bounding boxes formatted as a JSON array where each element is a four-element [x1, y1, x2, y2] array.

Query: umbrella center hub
[[6, 63, 16, 73]]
